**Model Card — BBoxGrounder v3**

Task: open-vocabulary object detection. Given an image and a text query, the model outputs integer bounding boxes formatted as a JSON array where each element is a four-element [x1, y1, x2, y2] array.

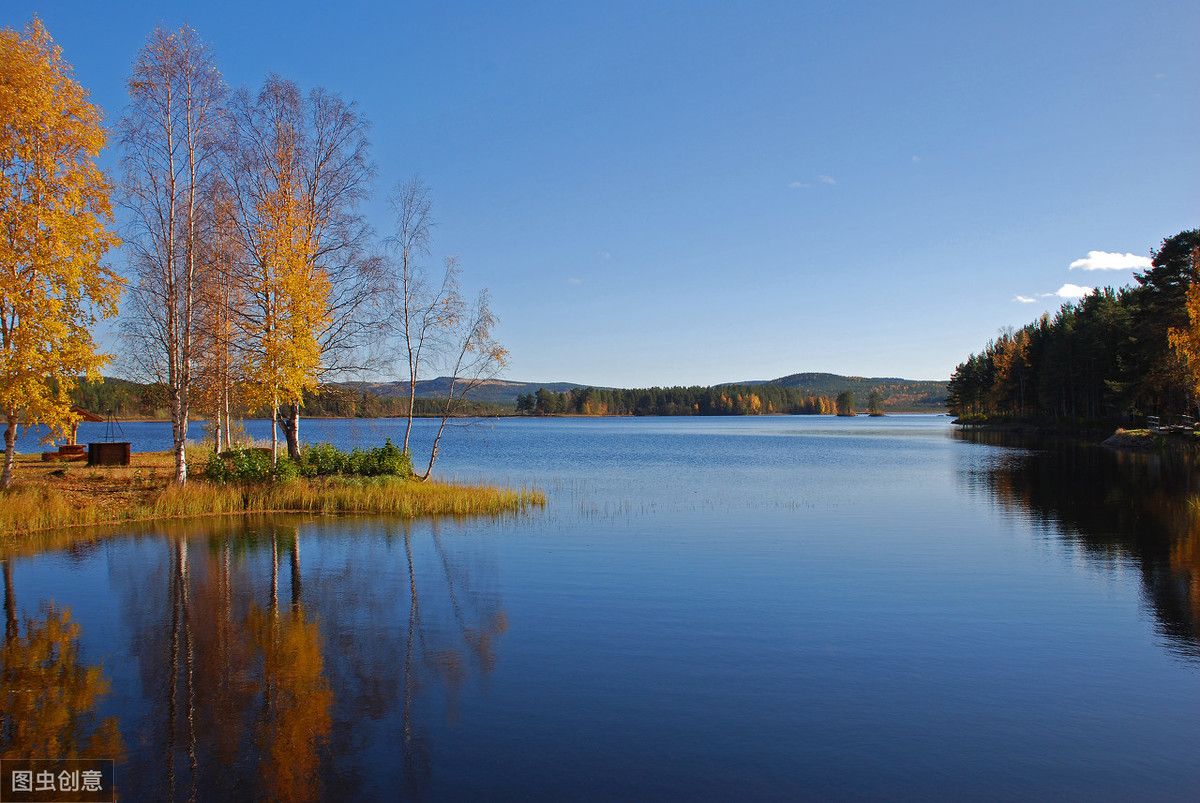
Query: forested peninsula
[[518, 385, 852, 416], [948, 228, 1200, 426]]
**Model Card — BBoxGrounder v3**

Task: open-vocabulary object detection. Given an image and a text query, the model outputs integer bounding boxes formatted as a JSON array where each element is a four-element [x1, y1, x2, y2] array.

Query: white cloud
[[1068, 250, 1152, 271], [790, 175, 836, 189], [1053, 283, 1093, 299], [567, 277, 583, 285], [1013, 295, 1037, 303], [911, 155, 922, 163]]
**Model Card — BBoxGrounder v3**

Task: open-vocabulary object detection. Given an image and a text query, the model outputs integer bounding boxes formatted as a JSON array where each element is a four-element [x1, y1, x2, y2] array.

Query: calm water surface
[[4, 416, 1200, 800]]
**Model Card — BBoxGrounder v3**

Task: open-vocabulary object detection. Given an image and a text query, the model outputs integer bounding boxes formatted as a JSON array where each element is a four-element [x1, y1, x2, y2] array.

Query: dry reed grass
[[0, 452, 543, 541]]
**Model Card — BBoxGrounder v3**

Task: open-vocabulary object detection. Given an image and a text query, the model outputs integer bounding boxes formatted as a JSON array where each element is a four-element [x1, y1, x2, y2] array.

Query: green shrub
[[344, 439, 411, 477], [345, 448, 368, 476], [204, 451, 228, 483], [300, 442, 346, 477], [205, 448, 273, 484], [273, 456, 301, 482], [233, 449, 273, 483], [374, 439, 412, 477], [206, 441, 411, 483]]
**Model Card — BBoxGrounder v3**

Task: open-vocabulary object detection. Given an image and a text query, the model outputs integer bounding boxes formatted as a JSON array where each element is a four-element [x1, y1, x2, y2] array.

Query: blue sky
[[6, 1, 1198, 385]]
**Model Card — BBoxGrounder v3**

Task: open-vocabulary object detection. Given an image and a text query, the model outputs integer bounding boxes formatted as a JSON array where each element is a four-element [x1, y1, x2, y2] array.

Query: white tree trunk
[[2, 417, 16, 490]]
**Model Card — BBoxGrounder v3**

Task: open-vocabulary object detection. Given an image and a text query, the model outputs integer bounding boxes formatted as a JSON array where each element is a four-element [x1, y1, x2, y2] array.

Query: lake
[[4, 415, 1200, 800]]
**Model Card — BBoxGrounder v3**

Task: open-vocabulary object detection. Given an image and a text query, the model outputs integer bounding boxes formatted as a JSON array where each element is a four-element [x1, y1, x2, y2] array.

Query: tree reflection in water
[[248, 530, 332, 803], [958, 429, 1200, 657], [95, 516, 507, 800], [0, 560, 124, 763]]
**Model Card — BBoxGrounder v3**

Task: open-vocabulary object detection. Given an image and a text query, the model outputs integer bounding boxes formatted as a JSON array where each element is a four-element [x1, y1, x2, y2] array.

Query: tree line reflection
[[1, 517, 507, 800], [958, 430, 1200, 657]]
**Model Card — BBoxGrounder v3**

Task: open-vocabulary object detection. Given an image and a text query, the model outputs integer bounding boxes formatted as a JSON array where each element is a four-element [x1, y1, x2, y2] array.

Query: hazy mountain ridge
[[338, 377, 592, 405], [339, 373, 949, 410], [81, 373, 947, 416]]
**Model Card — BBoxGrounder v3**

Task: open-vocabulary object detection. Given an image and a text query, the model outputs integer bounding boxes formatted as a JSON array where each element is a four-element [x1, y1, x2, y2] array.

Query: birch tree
[[121, 25, 225, 483], [192, 179, 244, 451], [226, 76, 374, 461], [386, 179, 461, 454], [0, 18, 122, 488], [418, 290, 507, 480]]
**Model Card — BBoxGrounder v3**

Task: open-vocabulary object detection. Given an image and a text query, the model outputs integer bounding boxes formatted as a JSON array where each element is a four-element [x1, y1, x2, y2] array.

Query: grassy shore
[[1101, 427, 1200, 450], [0, 451, 544, 538]]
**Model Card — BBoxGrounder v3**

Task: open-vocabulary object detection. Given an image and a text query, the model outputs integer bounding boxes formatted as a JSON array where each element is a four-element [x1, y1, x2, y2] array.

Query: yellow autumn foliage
[[249, 603, 333, 803], [0, 605, 125, 761], [0, 19, 122, 486], [1168, 251, 1200, 401], [243, 135, 330, 417]]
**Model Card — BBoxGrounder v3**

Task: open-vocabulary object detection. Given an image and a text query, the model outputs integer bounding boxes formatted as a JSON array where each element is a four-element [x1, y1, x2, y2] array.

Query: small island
[[3, 443, 543, 537], [0, 19, 546, 537]]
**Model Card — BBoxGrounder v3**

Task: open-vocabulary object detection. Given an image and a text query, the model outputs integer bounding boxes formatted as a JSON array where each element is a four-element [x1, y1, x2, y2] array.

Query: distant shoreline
[[89, 410, 950, 425]]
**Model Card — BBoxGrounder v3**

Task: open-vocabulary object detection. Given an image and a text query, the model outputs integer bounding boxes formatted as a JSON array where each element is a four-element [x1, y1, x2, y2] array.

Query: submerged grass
[[0, 453, 544, 539]]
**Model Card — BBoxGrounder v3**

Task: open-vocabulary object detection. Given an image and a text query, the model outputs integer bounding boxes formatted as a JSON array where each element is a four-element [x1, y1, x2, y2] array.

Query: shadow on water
[[0, 516, 506, 801], [956, 428, 1200, 658]]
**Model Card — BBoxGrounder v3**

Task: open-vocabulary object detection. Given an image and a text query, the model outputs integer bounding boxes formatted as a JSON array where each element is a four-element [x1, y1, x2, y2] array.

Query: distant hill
[[339, 377, 591, 405], [757, 373, 948, 411], [343, 373, 947, 410]]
